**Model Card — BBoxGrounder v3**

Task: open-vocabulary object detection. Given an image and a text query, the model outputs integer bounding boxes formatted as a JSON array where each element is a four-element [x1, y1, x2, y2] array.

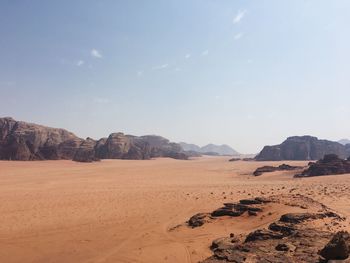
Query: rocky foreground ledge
[[185, 194, 350, 263]]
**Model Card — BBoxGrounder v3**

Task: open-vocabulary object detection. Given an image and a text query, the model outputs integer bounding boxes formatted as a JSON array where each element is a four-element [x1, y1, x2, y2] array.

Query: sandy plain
[[0, 156, 350, 263]]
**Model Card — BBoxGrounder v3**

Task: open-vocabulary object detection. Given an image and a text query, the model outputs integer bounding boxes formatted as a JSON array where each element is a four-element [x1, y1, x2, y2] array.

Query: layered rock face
[[255, 136, 349, 161], [0, 117, 188, 162], [73, 138, 100, 162], [0, 117, 82, 160]]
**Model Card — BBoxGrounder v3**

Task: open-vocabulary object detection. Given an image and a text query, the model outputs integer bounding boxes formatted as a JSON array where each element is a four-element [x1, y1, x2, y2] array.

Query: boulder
[[320, 231, 350, 260]]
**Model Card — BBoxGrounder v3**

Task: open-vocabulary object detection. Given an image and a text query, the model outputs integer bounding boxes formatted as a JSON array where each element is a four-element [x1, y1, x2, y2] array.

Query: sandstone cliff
[[255, 136, 349, 161], [0, 117, 82, 160], [0, 117, 188, 162]]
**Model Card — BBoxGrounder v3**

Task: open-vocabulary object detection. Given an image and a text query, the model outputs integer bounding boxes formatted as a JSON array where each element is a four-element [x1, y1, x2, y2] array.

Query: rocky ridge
[[253, 164, 303, 176], [184, 194, 350, 263], [0, 117, 188, 162], [255, 136, 350, 161]]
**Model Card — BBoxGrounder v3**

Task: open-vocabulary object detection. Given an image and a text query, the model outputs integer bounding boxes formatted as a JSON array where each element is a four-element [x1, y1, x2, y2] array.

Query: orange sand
[[0, 157, 349, 263]]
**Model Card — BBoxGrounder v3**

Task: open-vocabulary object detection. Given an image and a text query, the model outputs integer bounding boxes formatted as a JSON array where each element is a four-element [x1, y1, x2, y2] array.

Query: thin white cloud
[[234, 33, 243, 40], [233, 10, 246, 24], [201, 50, 209, 56], [77, 60, 85, 66], [91, 49, 102, 58], [152, 64, 169, 70], [137, 70, 144, 77], [185, 53, 191, 59]]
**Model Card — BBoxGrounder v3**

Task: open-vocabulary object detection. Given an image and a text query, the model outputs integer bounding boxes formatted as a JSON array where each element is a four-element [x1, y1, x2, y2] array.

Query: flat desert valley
[[1, 157, 350, 263]]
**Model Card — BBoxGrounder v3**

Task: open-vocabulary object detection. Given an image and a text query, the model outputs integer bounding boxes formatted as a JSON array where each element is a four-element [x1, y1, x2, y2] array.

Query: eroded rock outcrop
[[193, 195, 349, 263], [0, 117, 82, 160], [187, 197, 270, 228], [0, 117, 188, 162], [296, 154, 350, 177], [73, 137, 100, 162], [253, 164, 303, 176], [255, 136, 349, 161]]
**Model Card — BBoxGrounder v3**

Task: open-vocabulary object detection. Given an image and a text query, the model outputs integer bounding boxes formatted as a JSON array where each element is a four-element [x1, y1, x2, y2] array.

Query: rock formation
[[255, 136, 349, 161], [185, 194, 349, 263], [295, 154, 350, 177], [73, 138, 100, 162], [253, 164, 303, 176], [320, 231, 350, 261], [0, 117, 188, 162], [0, 117, 82, 160]]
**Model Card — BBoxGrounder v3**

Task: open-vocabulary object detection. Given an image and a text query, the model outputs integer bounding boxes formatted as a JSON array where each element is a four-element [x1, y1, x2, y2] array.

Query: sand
[[0, 157, 349, 263]]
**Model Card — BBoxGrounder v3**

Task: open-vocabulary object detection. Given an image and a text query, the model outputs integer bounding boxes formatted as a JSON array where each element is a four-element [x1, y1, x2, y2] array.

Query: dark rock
[[275, 243, 290, 251], [279, 213, 324, 223], [211, 208, 243, 217], [255, 197, 272, 203], [255, 136, 348, 161], [245, 229, 284, 242], [268, 222, 296, 236], [248, 210, 257, 216], [253, 164, 302, 176], [296, 154, 350, 177], [233, 203, 262, 212], [320, 231, 350, 260], [242, 158, 254, 161], [239, 198, 262, 205], [229, 158, 240, 162], [188, 213, 208, 228], [200, 196, 343, 263], [253, 166, 276, 176]]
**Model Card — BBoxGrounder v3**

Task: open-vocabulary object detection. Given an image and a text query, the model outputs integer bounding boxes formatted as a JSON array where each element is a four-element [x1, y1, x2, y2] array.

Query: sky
[[1, 0, 350, 153]]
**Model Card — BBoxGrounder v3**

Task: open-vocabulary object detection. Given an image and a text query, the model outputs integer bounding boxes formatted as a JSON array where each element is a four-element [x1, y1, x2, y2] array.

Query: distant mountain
[[255, 136, 350, 161], [179, 142, 239, 156], [0, 117, 188, 162], [338, 139, 350, 145], [179, 142, 201, 152]]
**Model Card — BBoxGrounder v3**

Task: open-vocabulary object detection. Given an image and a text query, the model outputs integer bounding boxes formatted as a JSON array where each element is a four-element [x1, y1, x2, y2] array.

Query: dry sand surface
[[1, 157, 350, 263]]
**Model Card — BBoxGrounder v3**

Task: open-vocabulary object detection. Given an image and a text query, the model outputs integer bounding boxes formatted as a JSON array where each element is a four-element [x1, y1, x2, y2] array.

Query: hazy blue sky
[[1, 0, 349, 153]]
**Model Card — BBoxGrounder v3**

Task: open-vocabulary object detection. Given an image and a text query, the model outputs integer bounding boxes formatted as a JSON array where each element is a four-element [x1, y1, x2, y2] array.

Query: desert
[[1, 157, 350, 263], [2, 1, 350, 262]]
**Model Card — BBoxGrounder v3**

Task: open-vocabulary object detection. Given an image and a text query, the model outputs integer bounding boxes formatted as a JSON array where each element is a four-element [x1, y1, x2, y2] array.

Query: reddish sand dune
[[0, 157, 349, 263]]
